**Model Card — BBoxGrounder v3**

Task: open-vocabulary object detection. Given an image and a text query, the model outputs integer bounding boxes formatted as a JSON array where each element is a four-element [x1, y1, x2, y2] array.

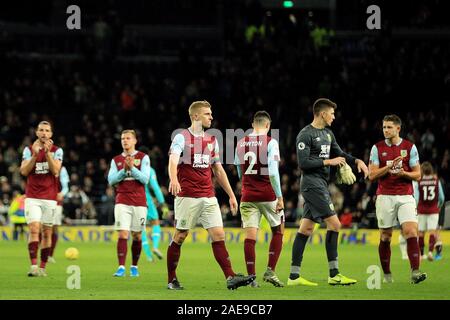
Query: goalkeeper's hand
[[336, 163, 356, 185], [161, 204, 170, 219]]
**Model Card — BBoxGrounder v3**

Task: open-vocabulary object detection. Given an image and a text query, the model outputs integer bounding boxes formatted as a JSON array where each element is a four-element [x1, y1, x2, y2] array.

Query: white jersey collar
[[385, 138, 403, 147]]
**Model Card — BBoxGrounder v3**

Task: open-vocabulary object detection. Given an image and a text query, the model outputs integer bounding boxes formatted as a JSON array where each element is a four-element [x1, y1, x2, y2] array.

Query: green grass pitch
[[0, 240, 448, 300]]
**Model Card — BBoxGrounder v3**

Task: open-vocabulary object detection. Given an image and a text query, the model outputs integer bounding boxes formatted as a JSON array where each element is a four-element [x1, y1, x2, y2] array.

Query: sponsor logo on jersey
[[193, 154, 210, 168], [401, 150, 407, 157], [319, 145, 331, 158], [35, 162, 50, 174]]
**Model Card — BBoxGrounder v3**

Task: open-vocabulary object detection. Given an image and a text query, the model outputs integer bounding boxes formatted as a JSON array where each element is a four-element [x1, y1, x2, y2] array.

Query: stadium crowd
[[1, 1, 449, 228]]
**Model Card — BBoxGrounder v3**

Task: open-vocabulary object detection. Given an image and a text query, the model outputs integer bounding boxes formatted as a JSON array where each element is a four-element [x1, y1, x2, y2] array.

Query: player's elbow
[[19, 168, 29, 177]]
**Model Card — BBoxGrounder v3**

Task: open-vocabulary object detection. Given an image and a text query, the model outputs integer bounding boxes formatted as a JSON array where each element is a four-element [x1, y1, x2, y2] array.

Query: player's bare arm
[[368, 156, 402, 181], [392, 164, 421, 181], [168, 153, 181, 196], [20, 140, 42, 176], [211, 163, 238, 214], [355, 159, 369, 178], [276, 197, 284, 213], [44, 140, 62, 176]]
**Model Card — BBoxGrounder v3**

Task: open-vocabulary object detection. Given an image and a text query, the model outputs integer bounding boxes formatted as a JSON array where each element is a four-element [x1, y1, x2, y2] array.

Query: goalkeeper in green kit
[[287, 98, 369, 286]]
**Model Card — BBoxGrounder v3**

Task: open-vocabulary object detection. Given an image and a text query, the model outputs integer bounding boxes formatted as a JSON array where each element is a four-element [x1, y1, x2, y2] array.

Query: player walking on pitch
[[20, 121, 63, 277], [369, 114, 427, 284], [288, 98, 368, 286], [167, 100, 255, 290], [108, 129, 150, 277], [413, 162, 445, 261], [235, 111, 285, 287]]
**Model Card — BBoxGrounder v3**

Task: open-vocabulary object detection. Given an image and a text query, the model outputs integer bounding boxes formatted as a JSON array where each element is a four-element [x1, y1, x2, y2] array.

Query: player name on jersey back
[[236, 135, 276, 202]]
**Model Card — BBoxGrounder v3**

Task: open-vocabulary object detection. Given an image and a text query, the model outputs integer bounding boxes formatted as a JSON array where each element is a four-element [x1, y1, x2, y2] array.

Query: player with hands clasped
[[369, 114, 426, 284]]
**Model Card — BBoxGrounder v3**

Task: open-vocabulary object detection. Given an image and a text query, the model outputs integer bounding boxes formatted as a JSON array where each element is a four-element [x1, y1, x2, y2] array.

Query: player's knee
[[271, 225, 283, 235], [131, 232, 141, 241], [332, 221, 341, 232], [211, 231, 225, 242], [403, 229, 417, 238], [380, 231, 392, 241], [174, 231, 188, 244]]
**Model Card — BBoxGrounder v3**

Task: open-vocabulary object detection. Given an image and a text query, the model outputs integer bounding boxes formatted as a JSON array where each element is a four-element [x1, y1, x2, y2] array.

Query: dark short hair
[[383, 114, 402, 126], [253, 110, 271, 124], [313, 98, 337, 116], [421, 161, 434, 175]]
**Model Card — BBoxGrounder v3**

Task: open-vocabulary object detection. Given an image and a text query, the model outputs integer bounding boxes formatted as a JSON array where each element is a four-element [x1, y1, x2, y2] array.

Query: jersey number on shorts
[[422, 186, 436, 201], [140, 218, 145, 226], [244, 151, 257, 175]]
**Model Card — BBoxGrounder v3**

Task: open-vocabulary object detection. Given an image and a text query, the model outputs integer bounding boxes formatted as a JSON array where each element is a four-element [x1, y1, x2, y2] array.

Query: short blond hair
[[188, 100, 212, 118], [121, 129, 137, 138]]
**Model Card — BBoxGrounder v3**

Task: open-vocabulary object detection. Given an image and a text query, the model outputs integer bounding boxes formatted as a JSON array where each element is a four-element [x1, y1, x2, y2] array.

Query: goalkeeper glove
[[336, 163, 356, 185]]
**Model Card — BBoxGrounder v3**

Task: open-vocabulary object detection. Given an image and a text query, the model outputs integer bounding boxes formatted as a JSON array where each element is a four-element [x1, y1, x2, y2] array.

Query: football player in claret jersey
[[48, 165, 70, 263], [234, 111, 285, 287], [167, 100, 255, 290], [20, 121, 63, 277], [413, 162, 445, 261], [108, 130, 150, 277], [369, 114, 427, 284]]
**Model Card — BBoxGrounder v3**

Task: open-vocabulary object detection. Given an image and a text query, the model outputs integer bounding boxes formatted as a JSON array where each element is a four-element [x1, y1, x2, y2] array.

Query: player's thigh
[[417, 214, 427, 232], [375, 195, 398, 228], [302, 189, 335, 223], [53, 205, 63, 226], [199, 197, 223, 229], [24, 198, 44, 224], [397, 195, 418, 225], [427, 214, 439, 231], [130, 206, 147, 232], [41, 200, 57, 226], [240, 202, 261, 228], [260, 200, 284, 228], [174, 197, 203, 230], [114, 204, 133, 231]]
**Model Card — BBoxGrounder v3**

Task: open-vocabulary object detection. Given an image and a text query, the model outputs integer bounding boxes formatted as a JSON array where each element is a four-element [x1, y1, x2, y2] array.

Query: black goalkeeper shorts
[[301, 187, 336, 223]]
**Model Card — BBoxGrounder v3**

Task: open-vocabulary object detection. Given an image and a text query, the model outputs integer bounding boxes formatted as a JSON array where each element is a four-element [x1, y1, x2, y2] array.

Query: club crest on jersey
[[207, 143, 213, 151], [327, 134, 331, 142], [381, 152, 387, 157], [400, 150, 407, 157], [134, 159, 141, 166]]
